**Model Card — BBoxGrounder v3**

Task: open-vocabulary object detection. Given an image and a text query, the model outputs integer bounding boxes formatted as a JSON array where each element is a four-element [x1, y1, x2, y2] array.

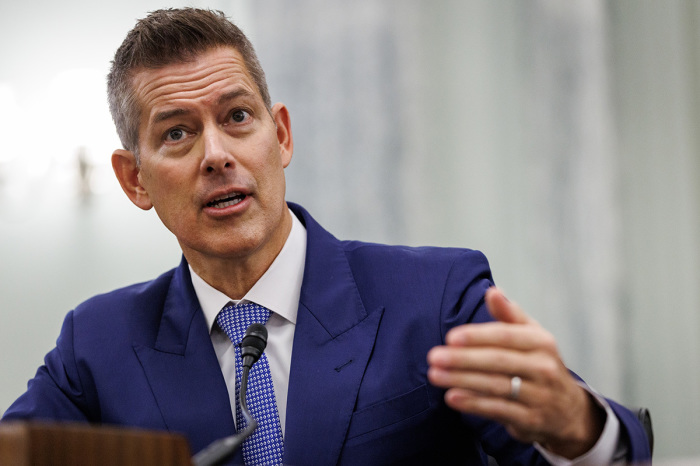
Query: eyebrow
[[217, 88, 255, 105], [151, 89, 256, 125], [153, 108, 189, 125]]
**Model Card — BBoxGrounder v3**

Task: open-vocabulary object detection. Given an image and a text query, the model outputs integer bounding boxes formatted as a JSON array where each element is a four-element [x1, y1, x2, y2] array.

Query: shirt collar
[[190, 209, 307, 332]]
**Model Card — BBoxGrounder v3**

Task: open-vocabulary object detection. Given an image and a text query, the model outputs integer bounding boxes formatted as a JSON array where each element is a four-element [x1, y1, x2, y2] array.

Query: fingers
[[428, 345, 548, 381], [444, 321, 554, 352], [427, 366, 536, 433], [428, 368, 528, 401], [484, 287, 534, 325], [427, 343, 565, 410], [443, 387, 544, 444]]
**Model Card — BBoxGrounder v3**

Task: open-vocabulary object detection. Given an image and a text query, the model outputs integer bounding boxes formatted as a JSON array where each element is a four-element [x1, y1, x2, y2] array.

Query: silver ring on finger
[[509, 376, 522, 400]]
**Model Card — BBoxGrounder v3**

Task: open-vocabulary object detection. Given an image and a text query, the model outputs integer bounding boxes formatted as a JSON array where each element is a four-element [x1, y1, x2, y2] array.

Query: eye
[[230, 109, 250, 123], [165, 127, 186, 142]]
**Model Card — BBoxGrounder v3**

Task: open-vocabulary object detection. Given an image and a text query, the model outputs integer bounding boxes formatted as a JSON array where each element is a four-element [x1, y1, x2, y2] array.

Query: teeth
[[215, 198, 242, 208], [207, 192, 245, 208], [212, 192, 237, 202]]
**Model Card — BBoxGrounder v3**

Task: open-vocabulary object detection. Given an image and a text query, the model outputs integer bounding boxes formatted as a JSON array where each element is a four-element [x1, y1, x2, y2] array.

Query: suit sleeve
[[2, 310, 96, 423], [438, 249, 495, 338], [608, 399, 652, 462]]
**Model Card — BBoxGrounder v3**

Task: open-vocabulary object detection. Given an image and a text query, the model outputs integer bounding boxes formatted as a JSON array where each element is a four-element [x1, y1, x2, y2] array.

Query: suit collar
[[289, 202, 370, 337], [134, 259, 237, 455], [152, 260, 201, 354], [285, 203, 384, 465]]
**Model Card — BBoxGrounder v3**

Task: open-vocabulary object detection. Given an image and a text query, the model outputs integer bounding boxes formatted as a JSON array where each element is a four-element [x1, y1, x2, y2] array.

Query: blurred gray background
[[1, 0, 698, 462]]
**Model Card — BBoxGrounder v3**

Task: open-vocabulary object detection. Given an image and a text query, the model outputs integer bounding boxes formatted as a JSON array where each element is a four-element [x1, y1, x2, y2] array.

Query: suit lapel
[[133, 260, 236, 455], [284, 205, 385, 465]]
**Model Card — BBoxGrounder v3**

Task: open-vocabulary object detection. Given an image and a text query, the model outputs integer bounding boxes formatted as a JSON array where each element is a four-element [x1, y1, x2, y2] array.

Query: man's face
[[115, 47, 293, 269]]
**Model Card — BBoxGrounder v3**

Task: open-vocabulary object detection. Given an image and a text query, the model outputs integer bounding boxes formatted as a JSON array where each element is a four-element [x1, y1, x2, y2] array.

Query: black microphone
[[192, 323, 269, 466], [240, 323, 267, 369]]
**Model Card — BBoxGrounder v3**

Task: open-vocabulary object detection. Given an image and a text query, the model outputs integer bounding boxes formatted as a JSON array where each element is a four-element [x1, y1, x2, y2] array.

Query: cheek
[[247, 143, 286, 185], [258, 160, 287, 197], [138, 169, 162, 201], [139, 166, 184, 211]]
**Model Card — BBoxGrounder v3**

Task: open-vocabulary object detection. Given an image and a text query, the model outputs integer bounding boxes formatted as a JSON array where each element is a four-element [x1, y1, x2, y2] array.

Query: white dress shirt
[[188, 208, 620, 463]]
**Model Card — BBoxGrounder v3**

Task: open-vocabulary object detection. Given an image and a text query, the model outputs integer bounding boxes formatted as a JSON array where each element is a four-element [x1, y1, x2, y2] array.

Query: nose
[[200, 127, 235, 174]]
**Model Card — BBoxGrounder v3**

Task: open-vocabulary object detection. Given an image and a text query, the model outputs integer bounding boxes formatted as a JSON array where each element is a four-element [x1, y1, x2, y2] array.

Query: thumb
[[485, 287, 534, 325]]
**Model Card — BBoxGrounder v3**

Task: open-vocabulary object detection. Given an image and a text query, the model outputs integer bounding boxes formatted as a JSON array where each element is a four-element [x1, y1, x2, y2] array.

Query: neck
[[184, 210, 293, 300]]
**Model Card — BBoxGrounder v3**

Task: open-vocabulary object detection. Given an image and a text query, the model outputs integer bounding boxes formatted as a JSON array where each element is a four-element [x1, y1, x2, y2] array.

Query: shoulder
[[341, 240, 491, 280], [295, 201, 492, 294], [68, 266, 181, 343], [74, 267, 177, 315], [76, 269, 177, 311], [340, 241, 493, 314]]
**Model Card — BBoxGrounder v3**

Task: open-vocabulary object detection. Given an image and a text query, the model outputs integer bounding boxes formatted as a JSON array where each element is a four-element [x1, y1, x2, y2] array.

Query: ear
[[111, 149, 153, 210], [271, 103, 293, 168]]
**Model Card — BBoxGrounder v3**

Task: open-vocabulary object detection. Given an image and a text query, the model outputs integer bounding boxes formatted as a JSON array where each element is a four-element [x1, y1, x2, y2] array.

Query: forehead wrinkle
[[138, 68, 249, 105], [134, 55, 254, 110]]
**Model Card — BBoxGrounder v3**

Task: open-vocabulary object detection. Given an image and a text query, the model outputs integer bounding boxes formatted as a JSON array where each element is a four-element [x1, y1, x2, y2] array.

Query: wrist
[[542, 392, 607, 459]]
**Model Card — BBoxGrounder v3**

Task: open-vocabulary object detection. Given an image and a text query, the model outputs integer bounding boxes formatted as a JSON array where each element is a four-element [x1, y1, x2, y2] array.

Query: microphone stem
[[240, 365, 258, 434], [191, 364, 257, 466]]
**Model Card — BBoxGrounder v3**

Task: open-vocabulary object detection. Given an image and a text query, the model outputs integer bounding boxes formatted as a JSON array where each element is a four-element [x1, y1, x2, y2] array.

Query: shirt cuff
[[534, 384, 625, 465]]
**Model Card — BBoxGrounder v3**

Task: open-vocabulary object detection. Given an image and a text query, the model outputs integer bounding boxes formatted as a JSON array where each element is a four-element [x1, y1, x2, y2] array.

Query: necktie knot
[[217, 302, 270, 345]]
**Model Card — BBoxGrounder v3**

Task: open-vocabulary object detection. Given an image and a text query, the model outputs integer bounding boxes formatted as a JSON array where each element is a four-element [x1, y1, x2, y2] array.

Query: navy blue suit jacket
[[3, 203, 650, 464]]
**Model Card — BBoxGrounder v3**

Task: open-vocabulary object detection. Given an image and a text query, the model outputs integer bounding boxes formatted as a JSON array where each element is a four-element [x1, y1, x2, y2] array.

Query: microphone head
[[240, 323, 268, 367]]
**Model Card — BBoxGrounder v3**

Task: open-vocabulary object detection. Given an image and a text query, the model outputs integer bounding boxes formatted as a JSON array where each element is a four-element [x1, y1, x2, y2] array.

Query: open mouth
[[206, 192, 247, 208]]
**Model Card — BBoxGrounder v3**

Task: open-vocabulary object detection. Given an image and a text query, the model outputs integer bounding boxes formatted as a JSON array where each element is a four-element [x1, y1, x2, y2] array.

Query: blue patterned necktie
[[216, 302, 284, 465]]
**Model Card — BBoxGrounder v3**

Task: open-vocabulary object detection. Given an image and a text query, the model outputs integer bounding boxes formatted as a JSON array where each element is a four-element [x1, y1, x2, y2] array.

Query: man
[[2, 8, 650, 465]]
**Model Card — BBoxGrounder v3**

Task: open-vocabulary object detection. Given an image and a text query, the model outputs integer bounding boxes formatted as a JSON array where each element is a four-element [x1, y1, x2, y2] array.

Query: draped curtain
[[249, 1, 700, 458]]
